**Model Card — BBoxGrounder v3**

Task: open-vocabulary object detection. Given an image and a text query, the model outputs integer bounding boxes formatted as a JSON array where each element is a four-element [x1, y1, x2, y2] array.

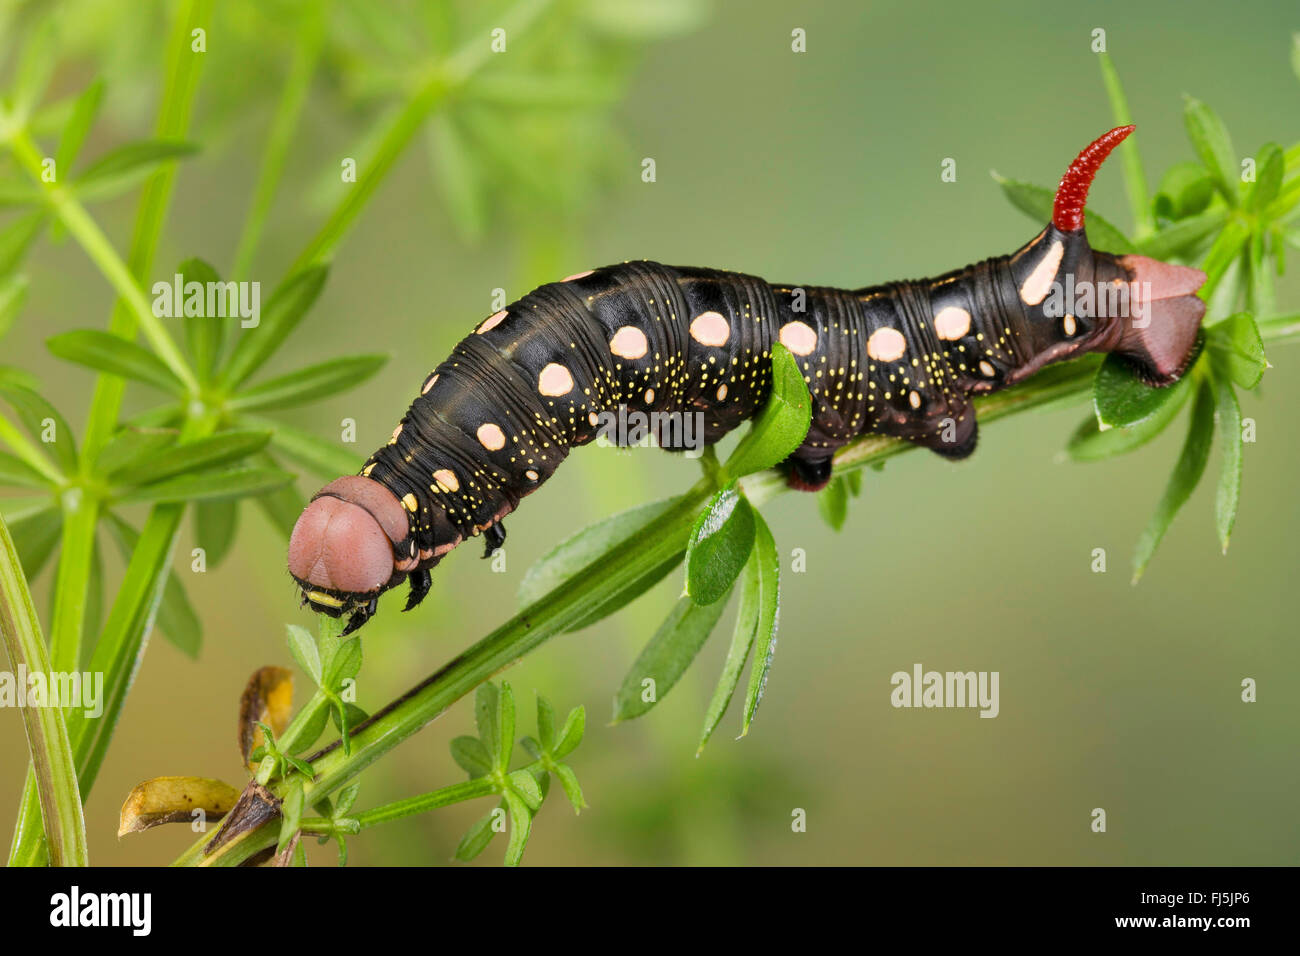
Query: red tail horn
[[1052, 125, 1134, 232]]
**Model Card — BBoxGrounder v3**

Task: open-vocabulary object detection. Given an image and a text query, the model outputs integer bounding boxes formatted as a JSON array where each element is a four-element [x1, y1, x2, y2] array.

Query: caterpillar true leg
[[287, 126, 1206, 632]]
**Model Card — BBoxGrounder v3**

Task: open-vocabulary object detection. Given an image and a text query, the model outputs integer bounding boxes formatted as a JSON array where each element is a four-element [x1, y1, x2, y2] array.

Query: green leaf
[[1153, 162, 1215, 221], [1209, 361, 1243, 554], [475, 683, 500, 766], [0, 385, 76, 473], [614, 593, 731, 722], [193, 498, 238, 568], [1131, 379, 1216, 583], [73, 140, 199, 202], [110, 430, 272, 487], [508, 769, 543, 811], [502, 790, 532, 867], [8, 506, 61, 580], [1097, 52, 1152, 236], [536, 695, 556, 753], [990, 174, 1137, 254], [741, 512, 781, 736], [1136, 207, 1228, 260], [11, 20, 57, 119], [46, 329, 183, 394], [817, 476, 849, 531], [495, 682, 515, 772], [724, 343, 812, 479], [335, 781, 360, 817], [0, 275, 29, 342], [115, 466, 293, 504], [450, 736, 492, 778], [286, 624, 322, 684], [554, 763, 586, 813], [1206, 313, 1266, 389], [685, 483, 755, 606], [54, 79, 105, 176], [1245, 144, 1283, 213], [219, 266, 329, 389], [176, 258, 225, 382], [1067, 374, 1191, 462], [241, 415, 361, 480], [1183, 96, 1238, 205], [227, 354, 387, 412], [517, 496, 685, 632], [0, 211, 47, 275], [454, 808, 499, 861], [0, 450, 50, 489], [324, 638, 362, 689], [553, 706, 585, 760], [1093, 355, 1184, 428], [93, 428, 175, 477]]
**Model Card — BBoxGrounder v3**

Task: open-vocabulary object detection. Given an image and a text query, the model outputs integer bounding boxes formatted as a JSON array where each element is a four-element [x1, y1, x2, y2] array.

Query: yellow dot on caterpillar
[[689, 311, 730, 347], [538, 362, 574, 396], [644, 387, 655, 404], [716, 384, 728, 401], [362, 463, 376, 476], [306, 590, 344, 608], [477, 423, 506, 451], [1019, 240, 1064, 306], [1063, 314, 1077, 336], [979, 360, 996, 377], [908, 390, 921, 409], [933, 306, 971, 340], [866, 327, 907, 363], [432, 468, 459, 493], [610, 325, 648, 360], [477, 310, 507, 334], [401, 493, 418, 511], [561, 269, 594, 282], [422, 373, 439, 394], [779, 320, 817, 356]]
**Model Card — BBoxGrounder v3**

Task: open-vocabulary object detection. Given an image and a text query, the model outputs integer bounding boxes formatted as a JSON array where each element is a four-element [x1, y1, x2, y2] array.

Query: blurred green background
[[1, 0, 1297, 865]]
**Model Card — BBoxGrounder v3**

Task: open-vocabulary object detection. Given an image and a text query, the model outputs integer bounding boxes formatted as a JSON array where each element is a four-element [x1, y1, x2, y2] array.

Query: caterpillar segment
[[287, 126, 1206, 634]]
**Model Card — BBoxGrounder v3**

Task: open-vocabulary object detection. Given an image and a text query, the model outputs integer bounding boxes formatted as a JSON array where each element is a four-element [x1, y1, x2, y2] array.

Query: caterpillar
[[288, 126, 1207, 635]]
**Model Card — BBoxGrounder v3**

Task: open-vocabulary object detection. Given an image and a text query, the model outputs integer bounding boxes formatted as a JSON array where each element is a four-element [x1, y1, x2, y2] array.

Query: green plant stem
[[1098, 52, 1154, 239], [0, 416, 61, 483], [7, 130, 198, 395], [342, 778, 497, 830], [47, 492, 97, 674], [81, 0, 213, 464], [0, 515, 87, 866], [231, 2, 324, 280], [285, 0, 555, 276]]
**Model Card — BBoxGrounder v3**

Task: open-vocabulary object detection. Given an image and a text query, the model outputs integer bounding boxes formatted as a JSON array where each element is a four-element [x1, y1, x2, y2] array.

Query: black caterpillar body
[[288, 127, 1207, 634]]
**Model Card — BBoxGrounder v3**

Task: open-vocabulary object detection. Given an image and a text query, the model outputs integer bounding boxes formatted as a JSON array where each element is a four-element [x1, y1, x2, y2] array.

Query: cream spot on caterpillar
[[422, 373, 439, 394], [717, 383, 728, 401], [561, 269, 594, 282], [610, 326, 649, 359], [477, 423, 506, 451], [908, 390, 921, 409], [866, 327, 907, 362], [933, 306, 971, 341], [389, 423, 403, 445], [401, 493, 418, 511], [1063, 313, 1077, 336], [525, 469, 539, 481], [538, 362, 574, 396], [588, 412, 599, 426], [644, 387, 655, 404], [690, 311, 730, 347], [779, 320, 817, 356], [979, 360, 996, 377], [362, 463, 376, 476], [477, 310, 507, 334], [1019, 239, 1064, 306], [432, 469, 459, 493]]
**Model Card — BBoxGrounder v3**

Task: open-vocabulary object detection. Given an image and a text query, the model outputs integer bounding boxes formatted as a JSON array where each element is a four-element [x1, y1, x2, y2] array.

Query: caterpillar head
[[288, 476, 414, 627], [1004, 125, 1205, 387]]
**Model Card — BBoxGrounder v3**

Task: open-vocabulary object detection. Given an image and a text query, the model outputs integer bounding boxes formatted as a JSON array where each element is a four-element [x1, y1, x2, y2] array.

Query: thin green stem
[[1098, 52, 1154, 239], [0, 414, 62, 483], [47, 492, 98, 674], [347, 778, 497, 829], [0, 515, 87, 866], [285, 0, 555, 276], [231, 3, 324, 280]]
